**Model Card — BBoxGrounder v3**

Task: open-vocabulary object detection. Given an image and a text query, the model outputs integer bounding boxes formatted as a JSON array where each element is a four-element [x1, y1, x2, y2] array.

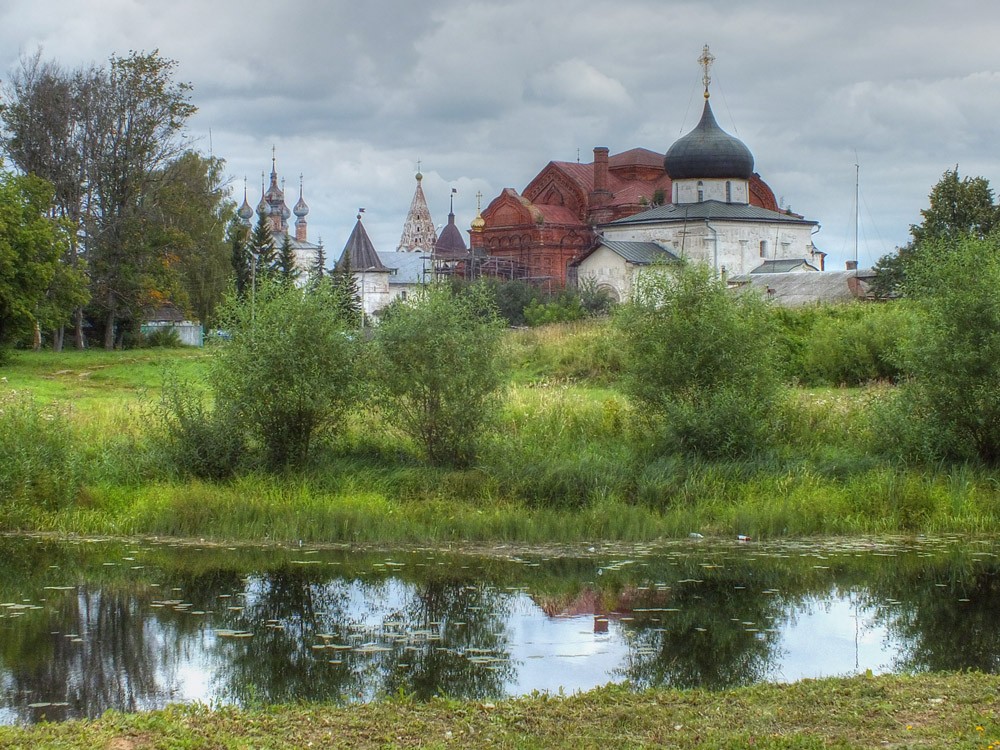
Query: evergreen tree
[[309, 243, 327, 287], [330, 247, 361, 325], [277, 233, 300, 286], [228, 217, 251, 297], [248, 210, 277, 282]]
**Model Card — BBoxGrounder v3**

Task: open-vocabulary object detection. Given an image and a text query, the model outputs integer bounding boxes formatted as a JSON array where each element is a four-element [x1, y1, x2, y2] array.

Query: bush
[[153, 376, 246, 480], [144, 326, 184, 348], [524, 293, 586, 326], [876, 236, 1000, 464], [211, 279, 363, 470], [614, 261, 784, 459], [794, 304, 914, 386], [374, 283, 508, 467]]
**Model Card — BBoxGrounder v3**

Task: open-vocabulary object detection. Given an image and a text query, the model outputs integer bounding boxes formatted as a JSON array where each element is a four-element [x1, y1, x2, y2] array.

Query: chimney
[[846, 260, 858, 271], [593, 147, 609, 194]]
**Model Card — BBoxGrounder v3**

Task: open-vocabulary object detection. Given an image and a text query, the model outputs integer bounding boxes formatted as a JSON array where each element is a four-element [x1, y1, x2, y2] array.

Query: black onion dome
[[664, 99, 754, 180]]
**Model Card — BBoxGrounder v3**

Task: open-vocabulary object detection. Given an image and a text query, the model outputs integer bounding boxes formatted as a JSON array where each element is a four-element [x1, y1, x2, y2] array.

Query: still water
[[0, 534, 997, 724]]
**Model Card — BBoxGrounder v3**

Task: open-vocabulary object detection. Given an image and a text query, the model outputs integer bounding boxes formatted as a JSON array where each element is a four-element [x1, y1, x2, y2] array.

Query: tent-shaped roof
[[336, 215, 388, 273]]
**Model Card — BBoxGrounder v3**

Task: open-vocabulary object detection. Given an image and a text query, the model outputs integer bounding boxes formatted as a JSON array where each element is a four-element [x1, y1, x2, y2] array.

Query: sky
[[2, 0, 999, 271]]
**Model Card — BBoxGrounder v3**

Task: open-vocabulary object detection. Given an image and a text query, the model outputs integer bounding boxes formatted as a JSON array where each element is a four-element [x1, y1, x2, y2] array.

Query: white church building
[[574, 49, 825, 302]]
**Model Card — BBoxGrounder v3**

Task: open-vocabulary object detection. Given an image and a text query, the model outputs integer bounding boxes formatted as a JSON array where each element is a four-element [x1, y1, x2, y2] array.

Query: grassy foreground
[[3, 341, 1000, 543], [1, 674, 998, 749]]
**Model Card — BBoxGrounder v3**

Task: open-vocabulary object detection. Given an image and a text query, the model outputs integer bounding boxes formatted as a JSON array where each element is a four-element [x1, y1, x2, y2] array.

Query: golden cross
[[699, 44, 715, 99]]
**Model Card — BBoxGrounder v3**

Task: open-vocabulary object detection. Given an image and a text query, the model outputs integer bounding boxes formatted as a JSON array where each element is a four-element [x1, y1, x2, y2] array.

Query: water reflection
[[0, 535, 997, 723]]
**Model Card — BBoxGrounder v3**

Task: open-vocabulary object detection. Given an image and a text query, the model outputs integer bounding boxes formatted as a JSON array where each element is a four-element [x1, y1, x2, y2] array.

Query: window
[[697, 181, 704, 202], [725, 181, 732, 202], [759, 240, 768, 258]]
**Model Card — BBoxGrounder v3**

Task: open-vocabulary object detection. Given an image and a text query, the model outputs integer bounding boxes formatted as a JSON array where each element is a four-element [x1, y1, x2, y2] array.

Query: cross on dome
[[699, 44, 715, 99]]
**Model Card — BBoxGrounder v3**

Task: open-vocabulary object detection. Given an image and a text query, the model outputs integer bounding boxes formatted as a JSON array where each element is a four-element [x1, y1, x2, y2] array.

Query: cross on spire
[[476, 190, 483, 211], [699, 44, 715, 99]]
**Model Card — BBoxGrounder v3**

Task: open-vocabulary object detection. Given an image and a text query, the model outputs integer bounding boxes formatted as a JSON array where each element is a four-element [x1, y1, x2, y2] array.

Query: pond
[[0, 534, 997, 724]]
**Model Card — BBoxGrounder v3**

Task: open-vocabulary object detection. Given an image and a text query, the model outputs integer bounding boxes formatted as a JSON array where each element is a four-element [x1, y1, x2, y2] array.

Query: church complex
[[245, 48, 848, 320]]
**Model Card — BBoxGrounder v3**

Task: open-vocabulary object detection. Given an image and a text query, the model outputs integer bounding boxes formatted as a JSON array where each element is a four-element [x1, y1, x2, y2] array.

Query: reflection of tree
[[210, 565, 361, 706], [376, 575, 514, 700], [617, 579, 785, 690], [5, 536, 1000, 724], [865, 553, 1000, 673], [212, 568, 514, 705], [0, 586, 164, 722]]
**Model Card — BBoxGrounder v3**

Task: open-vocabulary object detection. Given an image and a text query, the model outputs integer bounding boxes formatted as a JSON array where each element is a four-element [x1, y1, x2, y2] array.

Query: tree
[[248, 210, 277, 284], [276, 233, 300, 286], [614, 261, 784, 459], [0, 169, 65, 358], [872, 168, 1000, 296], [328, 247, 360, 325], [145, 151, 235, 326], [211, 279, 363, 470], [2, 49, 198, 349], [308, 243, 327, 287], [878, 235, 1000, 464], [85, 50, 197, 348], [374, 283, 508, 467], [228, 217, 252, 298], [0, 51, 94, 348]]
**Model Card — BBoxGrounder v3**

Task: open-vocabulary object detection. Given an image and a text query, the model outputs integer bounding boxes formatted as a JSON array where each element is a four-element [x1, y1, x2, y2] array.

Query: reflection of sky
[[771, 594, 896, 681], [506, 594, 626, 695], [1, 538, 997, 723]]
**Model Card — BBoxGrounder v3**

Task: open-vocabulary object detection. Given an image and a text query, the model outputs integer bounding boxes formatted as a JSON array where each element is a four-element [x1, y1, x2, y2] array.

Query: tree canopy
[[872, 168, 1000, 296], [0, 168, 65, 357], [0, 49, 231, 348]]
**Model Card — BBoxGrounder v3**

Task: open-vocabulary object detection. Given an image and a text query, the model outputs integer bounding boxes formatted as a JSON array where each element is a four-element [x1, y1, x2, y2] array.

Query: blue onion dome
[[281, 201, 291, 220], [257, 196, 269, 215], [664, 99, 754, 180], [294, 191, 309, 218]]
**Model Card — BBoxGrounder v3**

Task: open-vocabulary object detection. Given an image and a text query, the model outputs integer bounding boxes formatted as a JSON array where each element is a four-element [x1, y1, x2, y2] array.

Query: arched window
[[759, 240, 768, 258], [725, 181, 732, 202], [697, 181, 704, 202]]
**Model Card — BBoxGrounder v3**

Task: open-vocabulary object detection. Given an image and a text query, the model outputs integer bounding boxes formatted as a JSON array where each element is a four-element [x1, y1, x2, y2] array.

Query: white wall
[[602, 221, 817, 276], [672, 178, 749, 205]]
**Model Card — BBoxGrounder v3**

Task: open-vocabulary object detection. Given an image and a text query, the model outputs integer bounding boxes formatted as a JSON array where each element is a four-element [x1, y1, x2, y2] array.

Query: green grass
[[3, 338, 1000, 544], [2, 673, 998, 749], [2, 347, 208, 409]]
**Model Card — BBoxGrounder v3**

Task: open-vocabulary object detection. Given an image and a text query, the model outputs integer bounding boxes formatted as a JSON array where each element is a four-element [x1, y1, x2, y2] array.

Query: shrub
[[796, 303, 914, 386], [876, 236, 1000, 464], [153, 376, 246, 480], [211, 279, 364, 470], [144, 326, 184, 348], [374, 283, 508, 467], [524, 293, 586, 326], [614, 261, 784, 459]]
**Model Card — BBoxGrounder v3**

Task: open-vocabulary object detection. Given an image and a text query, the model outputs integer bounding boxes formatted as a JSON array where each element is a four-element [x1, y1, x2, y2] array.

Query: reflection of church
[[237, 153, 324, 274], [472, 46, 824, 294]]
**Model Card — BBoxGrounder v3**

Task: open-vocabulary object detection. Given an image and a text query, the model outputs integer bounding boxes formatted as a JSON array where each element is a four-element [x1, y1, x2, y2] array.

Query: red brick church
[[470, 146, 780, 286]]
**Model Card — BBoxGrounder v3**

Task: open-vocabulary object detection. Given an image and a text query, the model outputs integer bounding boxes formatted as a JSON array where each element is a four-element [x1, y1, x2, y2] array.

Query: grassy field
[[2, 327, 1000, 544], [1, 673, 997, 749]]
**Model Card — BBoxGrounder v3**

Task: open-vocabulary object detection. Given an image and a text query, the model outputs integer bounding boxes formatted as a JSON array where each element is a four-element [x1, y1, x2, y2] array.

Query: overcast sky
[[3, 0, 999, 270]]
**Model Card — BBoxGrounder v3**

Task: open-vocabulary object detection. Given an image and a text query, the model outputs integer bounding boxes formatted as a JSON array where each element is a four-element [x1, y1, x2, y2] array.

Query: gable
[[482, 188, 538, 228]]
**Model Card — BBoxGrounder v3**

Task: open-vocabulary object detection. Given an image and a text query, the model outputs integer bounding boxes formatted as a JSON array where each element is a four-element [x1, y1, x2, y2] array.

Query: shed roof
[[730, 269, 875, 306]]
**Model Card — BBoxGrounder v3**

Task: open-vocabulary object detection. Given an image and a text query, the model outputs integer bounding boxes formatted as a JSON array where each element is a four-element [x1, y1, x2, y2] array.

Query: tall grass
[[3, 332, 1000, 543]]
